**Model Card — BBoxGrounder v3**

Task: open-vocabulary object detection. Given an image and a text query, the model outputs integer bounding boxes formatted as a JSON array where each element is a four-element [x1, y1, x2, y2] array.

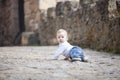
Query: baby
[[53, 29, 88, 62]]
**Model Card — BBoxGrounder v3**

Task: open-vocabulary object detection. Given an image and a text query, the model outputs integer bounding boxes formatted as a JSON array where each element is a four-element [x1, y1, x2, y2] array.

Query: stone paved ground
[[0, 46, 120, 80]]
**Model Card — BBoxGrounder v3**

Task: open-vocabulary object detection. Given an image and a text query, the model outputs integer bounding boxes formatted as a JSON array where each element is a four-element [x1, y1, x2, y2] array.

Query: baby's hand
[[64, 57, 69, 60]]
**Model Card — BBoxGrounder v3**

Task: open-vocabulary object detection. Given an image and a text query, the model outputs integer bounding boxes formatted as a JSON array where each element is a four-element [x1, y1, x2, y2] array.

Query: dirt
[[0, 46, 120, 80]]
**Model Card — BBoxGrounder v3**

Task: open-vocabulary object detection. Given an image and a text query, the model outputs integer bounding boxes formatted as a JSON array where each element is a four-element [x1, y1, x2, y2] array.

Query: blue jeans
[[69, 46, 84, 60]]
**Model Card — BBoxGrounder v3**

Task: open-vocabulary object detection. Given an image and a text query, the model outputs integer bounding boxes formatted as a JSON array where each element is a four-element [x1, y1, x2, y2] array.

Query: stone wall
[[0, 0, 119, 53], [24, 0, 79, 32], [0, 0, 41, 46], [0, 0, 19, 46], [40, 0, 120, 53]]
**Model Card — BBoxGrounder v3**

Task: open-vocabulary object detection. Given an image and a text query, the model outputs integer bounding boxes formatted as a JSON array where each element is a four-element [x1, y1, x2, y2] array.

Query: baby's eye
[[58, 36, 61, 38]]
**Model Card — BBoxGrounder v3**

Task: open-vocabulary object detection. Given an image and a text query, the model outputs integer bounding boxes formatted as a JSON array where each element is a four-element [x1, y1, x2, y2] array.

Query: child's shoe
[[71, 58, 81, 61], [82, 56, 88, 62]]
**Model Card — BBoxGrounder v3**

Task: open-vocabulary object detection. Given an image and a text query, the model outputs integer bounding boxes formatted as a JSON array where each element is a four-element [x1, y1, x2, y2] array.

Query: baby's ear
[[66, 37, 69, 41]]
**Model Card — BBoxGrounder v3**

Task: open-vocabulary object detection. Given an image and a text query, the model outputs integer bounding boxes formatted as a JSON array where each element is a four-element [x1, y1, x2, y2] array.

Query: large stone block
[[21, 32, 40, 46], [47, 7, 56, 18], [56, 2, 64, 16], [0, 0, 19, 46]]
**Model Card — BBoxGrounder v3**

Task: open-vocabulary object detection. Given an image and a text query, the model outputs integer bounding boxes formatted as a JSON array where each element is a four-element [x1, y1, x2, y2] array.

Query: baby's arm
[[54, 46, 65, 60]]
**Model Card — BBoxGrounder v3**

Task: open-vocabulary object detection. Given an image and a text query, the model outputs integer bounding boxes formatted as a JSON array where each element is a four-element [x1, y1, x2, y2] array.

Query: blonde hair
[[56, 29, 68, 40]]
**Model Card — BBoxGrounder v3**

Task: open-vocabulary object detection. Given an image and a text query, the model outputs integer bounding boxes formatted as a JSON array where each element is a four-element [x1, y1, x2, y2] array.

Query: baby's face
[[57, 32, 67, 44]]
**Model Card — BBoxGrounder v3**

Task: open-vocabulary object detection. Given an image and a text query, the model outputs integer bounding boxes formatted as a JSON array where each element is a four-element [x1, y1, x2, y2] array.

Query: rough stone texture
[[0, 0, 19, 46], [40, 0, 120, 53], [24, 0, 40, 32], [21, 32, 40, 46], [117, 0, 120, 13], [0, 46, 120, 80], [0, 0, 120, 54], [39, 0, 79, 10], [0, 0, 41, 46]]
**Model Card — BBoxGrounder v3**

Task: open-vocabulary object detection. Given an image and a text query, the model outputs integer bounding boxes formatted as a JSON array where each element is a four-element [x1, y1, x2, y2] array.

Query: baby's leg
[[70, 46, 88, 62]]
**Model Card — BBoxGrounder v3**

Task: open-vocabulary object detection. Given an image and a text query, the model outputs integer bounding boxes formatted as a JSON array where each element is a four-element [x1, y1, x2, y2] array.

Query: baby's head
[[56, 29, 68, 43]]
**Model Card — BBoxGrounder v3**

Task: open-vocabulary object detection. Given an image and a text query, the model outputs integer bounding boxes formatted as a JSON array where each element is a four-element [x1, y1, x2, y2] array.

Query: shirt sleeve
[[54, 45, 66, 59]]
